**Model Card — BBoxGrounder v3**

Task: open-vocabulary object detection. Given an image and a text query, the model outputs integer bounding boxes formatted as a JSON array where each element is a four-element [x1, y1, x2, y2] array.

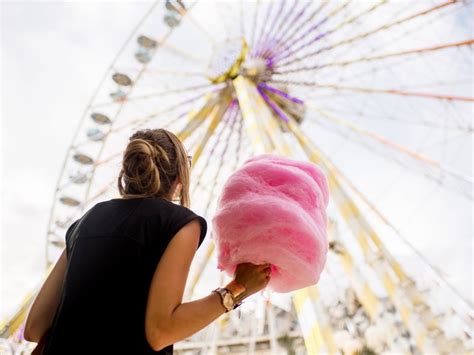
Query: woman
[[24, 128, 271, 354]]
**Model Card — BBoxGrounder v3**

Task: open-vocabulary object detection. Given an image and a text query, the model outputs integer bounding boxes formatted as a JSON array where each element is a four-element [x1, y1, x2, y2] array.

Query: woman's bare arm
[[145, 219, 226, 351], [24, 249, 67, 342]]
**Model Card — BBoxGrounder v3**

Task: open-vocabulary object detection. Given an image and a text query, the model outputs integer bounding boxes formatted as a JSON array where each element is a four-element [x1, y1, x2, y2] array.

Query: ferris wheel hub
[[241, 57, 273, 82], [208, 38, 248, 84]]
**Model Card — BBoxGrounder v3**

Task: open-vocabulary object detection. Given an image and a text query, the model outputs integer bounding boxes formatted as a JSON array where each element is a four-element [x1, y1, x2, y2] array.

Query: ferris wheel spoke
[[249, 0, 261, 50], [275, 0, 458, 69], [271, 80, 474, 103], [326, 248, 384, 323], [331, 83, 474, 103], [146, 2, 210, 54], [259, 82, 304, 105], [266, 0, 342, 60], [396, 79, 474, 90], [298, 76, 472, 135], [176, 90, 229, 142], [292, 288, 336, 353], [132, 35, 208, 63], [120, 93, 209, 131], [275, 39, 474, 75], [84, 178, 117, 206], [285, 54, 472, 131], [159, 42, 207, 63], [176, 1, 218, 45], [316, 57, 431, 91], [191, 103, 238, 197], [142, 68, 209, 78], [305, 107, 473, 200], [115, 67, 208, 78], [238, 0, 246, 41], [253, 0, 287, 58], [114, 110, 186, 138], [291, 4, 463, 86], [274, 0, 389, 64], [313, 1, 468, 77], [231, 110, 246, 173], [124, 82, 223, 101], [185, 237, 216, 300], [270, 0, 352, 63], [202, 111, 240, 215], [186, 91, 233, 164], [418, 131, 473, 152], [250, 0, 275, 58], [91, 82, 223, 108], [253, 0, 288, 58], [261, 0, 330, 60], [92, 151, 122, 168], [308, 105, 467, 177], [304, 104, 471, 132], [258, 0, 310, 59], [215, 4, 232, 41]]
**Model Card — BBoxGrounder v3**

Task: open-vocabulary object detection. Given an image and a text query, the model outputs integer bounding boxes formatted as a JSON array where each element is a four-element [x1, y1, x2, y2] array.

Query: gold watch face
[[223, 292, 234, 309]]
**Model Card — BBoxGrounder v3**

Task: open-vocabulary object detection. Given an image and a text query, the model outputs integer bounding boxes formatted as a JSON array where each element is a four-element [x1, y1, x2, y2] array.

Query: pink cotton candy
[[212, 154, 329, 293]]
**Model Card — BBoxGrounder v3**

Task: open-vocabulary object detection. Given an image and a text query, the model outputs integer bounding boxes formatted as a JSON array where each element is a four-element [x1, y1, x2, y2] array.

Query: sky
[[1, 0, 472, 326]]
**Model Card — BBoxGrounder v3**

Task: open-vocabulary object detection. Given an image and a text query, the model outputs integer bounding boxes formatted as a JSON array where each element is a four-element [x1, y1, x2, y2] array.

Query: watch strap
[[225, 280, 247, 303]]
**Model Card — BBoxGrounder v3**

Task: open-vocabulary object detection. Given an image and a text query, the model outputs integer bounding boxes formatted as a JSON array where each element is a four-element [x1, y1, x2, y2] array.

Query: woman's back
[[44, 197, 207, 355]]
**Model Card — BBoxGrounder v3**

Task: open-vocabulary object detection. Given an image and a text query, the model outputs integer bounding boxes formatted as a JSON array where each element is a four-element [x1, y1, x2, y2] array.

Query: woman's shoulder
[[140, 198, 207, 245], [138, 197, 204, 220], [101, 196, 204, 222]]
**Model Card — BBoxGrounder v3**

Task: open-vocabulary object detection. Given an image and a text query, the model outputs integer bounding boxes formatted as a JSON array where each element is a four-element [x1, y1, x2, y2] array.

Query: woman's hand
[[233, 262, 271, 297]]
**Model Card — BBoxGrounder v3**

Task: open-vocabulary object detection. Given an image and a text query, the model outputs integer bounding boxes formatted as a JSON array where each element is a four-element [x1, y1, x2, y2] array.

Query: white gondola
[[86, 127, 105, 142], [72, 153, 94, 165], [109, 89, 127, 101], [112, 73, 132, 86], [90, 112, 111, 125], [69, 170, 88, 184], [59, 196, 81, 207]]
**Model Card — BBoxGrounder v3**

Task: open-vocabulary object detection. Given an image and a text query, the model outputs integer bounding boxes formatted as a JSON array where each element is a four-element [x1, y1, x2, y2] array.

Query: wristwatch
[[212, 280, 247, 312], [212, 288, 235, 312]]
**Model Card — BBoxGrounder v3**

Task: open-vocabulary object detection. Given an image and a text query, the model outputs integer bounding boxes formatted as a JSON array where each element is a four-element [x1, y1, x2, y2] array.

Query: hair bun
[[120, 138, 162, 196], [117, 128, 190, 207], [129, 138, 157, 159]]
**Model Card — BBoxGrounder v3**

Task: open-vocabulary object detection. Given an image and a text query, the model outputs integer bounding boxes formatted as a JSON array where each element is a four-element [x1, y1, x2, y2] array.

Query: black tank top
[[44, 197, 207, 355]]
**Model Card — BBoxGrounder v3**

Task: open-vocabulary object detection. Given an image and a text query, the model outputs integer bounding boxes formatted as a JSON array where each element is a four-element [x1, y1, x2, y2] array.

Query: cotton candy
[[212, 154, 329, 293]]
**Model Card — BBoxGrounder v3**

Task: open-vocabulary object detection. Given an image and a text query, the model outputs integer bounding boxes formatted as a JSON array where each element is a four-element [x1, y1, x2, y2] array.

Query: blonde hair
[[117, 128, 190, 208]]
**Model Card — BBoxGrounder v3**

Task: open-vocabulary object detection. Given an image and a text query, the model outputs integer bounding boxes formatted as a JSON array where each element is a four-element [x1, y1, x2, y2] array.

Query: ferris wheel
[[1, 0, 473, 354]]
